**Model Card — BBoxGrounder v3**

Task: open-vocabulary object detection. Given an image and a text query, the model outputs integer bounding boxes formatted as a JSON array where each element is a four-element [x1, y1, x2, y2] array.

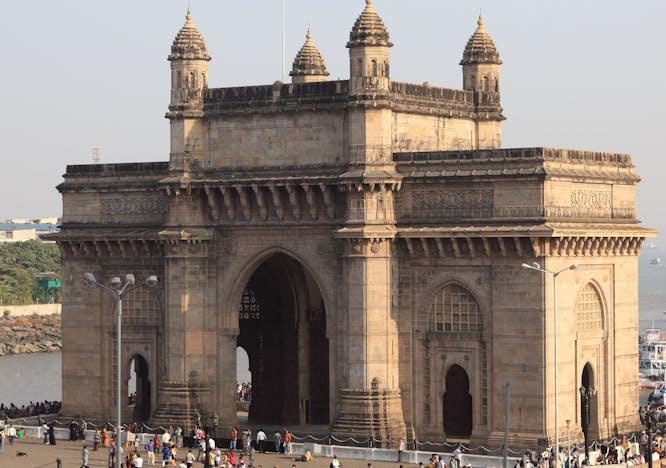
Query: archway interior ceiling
[[237, 254, 329, 425]]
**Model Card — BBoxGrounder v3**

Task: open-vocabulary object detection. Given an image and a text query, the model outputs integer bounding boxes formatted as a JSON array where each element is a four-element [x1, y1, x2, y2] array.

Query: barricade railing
[[3, 419, 653, 462]]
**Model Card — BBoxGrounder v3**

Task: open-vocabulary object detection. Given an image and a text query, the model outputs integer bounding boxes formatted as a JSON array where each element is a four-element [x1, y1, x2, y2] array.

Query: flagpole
[[282, 0, 286, 82]]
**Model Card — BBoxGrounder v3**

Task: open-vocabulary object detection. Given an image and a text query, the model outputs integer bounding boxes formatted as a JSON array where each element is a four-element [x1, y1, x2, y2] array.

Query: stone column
[[216, 330, 238, 433], [152, 239, 214, 427], [331, 236, 406, 444]]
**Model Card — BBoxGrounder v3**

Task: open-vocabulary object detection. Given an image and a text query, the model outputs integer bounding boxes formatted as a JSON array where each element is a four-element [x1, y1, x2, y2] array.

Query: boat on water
[[639, 328, 666, 387], [651, 257, 663, 266]]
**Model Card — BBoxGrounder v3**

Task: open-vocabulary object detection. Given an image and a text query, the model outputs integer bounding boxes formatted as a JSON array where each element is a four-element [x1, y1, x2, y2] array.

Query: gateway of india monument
[[49, 0, 655, 449]]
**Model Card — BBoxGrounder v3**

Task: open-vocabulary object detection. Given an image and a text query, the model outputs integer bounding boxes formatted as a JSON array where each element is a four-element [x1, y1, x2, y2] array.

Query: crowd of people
[[236, 383, 252, 402], [0, 400, 61, 419]]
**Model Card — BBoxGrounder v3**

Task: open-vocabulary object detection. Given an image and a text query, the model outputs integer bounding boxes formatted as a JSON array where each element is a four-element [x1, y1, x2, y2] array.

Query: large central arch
[[235, 252, 330, 425]]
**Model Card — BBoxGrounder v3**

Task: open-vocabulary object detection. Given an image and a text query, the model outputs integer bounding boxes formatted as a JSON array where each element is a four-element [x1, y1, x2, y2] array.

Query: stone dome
[[169, 10, 212, 62], [460, 15, 501, 66], [290, 30, 330, 78], [347, 0, 393, 48]]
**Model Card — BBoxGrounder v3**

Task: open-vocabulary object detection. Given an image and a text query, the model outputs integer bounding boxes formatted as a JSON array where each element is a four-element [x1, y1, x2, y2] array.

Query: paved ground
[[0, 438, 403, 468]]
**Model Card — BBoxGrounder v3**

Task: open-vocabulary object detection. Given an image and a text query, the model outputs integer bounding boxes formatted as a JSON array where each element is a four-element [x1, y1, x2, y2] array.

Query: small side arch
[[443, 364, 473, 437]]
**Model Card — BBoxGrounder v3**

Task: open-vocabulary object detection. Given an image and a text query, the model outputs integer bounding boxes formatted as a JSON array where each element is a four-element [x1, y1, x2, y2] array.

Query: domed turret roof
[[460, 14, 501, 66], [347, 0, 393, 48], [291, 30, 330, 78], [169, 10, 211, 62]]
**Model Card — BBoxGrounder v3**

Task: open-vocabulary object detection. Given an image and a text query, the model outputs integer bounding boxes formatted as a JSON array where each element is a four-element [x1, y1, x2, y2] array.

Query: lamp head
[[125, 274, 135, 286], [532, 262, 541, 269], [83, 273, 97, 287], [110, 277, 122, 289], [569, 264, 578, 271], [144, 275, 159, 288], [521, 263, 531, 269]]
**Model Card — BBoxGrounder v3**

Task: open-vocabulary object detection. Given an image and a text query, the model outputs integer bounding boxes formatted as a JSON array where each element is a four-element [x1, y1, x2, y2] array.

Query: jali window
[[575, 283, 603, 331], [240, 288, 260, 320], [430, 284, 482, 332]]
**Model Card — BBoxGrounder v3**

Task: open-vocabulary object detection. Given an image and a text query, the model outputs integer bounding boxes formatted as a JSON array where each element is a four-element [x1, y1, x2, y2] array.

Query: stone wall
[[0, 313, 61, 356], [1, 304, 61, 317]]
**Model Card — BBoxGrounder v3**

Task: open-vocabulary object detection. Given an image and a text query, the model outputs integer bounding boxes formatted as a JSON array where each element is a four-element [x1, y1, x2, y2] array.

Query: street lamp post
[[565, 419, 571, 468], [579, 386, 592, 465], [522, 262, 577, 466], [639, 406, 658, 468], [83, 272, 158, 468]]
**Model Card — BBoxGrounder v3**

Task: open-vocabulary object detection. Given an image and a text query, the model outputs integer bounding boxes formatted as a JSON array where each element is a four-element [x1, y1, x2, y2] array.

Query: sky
[[1, 0, 664, 242]]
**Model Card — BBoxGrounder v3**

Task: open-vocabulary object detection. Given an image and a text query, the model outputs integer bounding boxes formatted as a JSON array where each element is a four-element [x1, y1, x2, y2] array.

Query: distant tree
[[0, 241, 61, 305]]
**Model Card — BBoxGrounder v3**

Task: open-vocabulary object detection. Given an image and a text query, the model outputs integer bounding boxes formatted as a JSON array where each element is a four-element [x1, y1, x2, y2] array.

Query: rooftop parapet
[[204, 80, 350, 114], [390, 82, 473, 105], [65, 162, 170, 176], [394, 147, 634, 167]]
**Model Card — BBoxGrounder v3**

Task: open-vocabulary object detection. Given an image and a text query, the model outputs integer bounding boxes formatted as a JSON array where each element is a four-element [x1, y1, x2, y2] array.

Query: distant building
[[0, 219, 59, 243], [0, 228, 38, 243]]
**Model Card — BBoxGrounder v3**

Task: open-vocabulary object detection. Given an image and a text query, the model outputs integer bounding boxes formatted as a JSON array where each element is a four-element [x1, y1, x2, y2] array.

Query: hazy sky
[[1, 0, 664, 241]]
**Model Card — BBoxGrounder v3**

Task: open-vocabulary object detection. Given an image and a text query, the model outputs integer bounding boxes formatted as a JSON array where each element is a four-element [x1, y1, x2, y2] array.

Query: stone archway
[[128, 354, 151, 422], [236, 253, 329, 426], [443, 364, 472, 437]]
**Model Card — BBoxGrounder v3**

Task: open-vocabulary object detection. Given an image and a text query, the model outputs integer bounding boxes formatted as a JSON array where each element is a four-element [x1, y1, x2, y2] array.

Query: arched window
[[371, 60, 378, 77], [575, 283, 603, 331], [176, 71, 182, 89], [430, 284, 482, 333], [239, 288, 260, 320]]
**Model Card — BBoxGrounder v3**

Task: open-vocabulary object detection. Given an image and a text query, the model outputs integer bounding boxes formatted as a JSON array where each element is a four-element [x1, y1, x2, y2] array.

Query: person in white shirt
[[134, 454, 144, 467], [42, 423, 49, 444], [7, 425, 16, 445], [256, 429, 267, 453]]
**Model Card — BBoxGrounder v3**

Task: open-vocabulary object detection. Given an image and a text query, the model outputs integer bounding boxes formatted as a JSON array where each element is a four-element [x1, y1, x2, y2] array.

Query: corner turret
[[167, 10, 212, 170], [461, 14, 501, 94], [290, 30, 330, 84], [347, 0, 393, 95]]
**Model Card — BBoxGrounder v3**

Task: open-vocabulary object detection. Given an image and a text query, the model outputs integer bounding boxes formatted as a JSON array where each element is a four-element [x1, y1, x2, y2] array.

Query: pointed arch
[[429, 282, 483, 333], [575, 282, 604, 332]]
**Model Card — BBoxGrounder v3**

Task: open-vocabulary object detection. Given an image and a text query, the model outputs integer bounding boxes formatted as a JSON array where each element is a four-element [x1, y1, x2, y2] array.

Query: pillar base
[[152, 381, 212, 427], [331, 387, 406, 446]]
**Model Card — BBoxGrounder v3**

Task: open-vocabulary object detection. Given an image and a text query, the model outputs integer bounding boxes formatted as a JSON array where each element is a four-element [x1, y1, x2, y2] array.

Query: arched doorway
[[443, 365, 472, 437], [236, 253, 329, 425], [128, 355, 151, 422]]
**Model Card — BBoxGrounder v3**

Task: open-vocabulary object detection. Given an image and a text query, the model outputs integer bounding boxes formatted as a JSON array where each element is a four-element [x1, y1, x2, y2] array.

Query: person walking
[[146, 438, 156, 465], [7, 424, 16, 445], [283, 429, 292, 455], [48, 423, 56, 446], [256, 428, 266, 453], [81, 445, 90, 468], [230, 426, 238, 451], [161, 444, 172, 468], [94, 429, 101, 451], [42, 422, 49, 444], [186, 449, 196, 468], [273, 430, 282, 453]]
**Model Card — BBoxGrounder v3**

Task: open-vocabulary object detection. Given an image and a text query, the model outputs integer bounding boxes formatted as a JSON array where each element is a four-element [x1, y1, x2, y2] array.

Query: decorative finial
[[185, 9, 192, 24], [366, 0, 373, 7], [477, 11, 485, 29], [306, 28, 312, 41]]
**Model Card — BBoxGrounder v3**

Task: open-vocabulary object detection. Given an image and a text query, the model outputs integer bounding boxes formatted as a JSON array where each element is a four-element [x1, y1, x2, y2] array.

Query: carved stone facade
[[48, 2, 655, 449]]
